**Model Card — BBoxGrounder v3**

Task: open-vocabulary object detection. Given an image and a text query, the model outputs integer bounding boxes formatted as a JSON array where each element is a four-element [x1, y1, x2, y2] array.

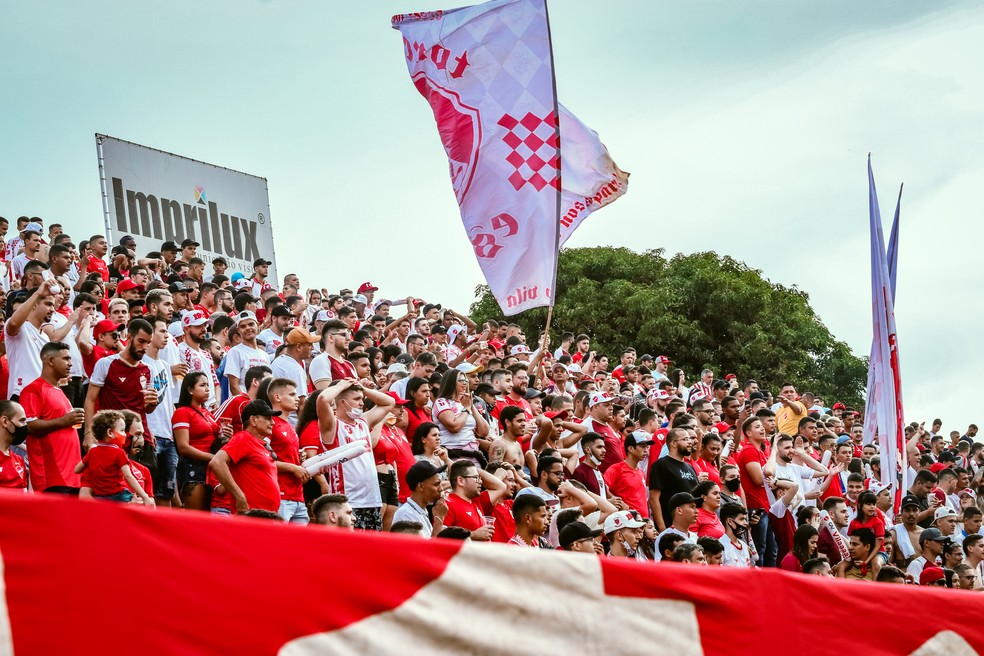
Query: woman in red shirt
[[173, 372, 231, 511], [298, 390, 332, 502], [373, 421, 400, 531], [693, 433, 723, 486], [780, 524, 819, 572], [693, 480, 725, 538], [404, 377, 432, 441]]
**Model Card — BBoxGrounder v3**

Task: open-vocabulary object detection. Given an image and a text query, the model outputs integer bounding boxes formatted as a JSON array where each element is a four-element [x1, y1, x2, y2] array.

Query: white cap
[[934, 506, 958, 522], [455, 362, 484, 374], [234, 310, 257, 326], [315, 309, 330, 322], [510, 344, 531, 356], [588, 391, 615, 408], [181, 309, 209, 328], [25, 222, 43, 232], [167, 321, 184, 339], [603, 510, 645, 534], [387, 363, 409, 376], [353, 294, 368, 305], [447, 325, 467, 343]]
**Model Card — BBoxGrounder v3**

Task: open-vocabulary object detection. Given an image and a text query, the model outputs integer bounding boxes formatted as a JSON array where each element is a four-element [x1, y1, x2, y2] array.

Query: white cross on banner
[[392, 0, 628, 315]]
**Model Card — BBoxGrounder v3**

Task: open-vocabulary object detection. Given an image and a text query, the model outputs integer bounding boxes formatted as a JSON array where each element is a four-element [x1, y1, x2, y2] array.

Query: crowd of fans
[[1, 215, 982, 590]]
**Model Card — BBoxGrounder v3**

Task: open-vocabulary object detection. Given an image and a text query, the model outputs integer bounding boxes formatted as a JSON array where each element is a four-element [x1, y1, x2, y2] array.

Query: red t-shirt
[[692, 457, 722, 486], [603, 461, 649, 518], [221, 431, 280, 513], [848, 513, 886, 539], [405, 406, 430, 444], [298, 421, 324, 454], [86, 255, 110, 282], [373, 429, 399, 467], [779, 552, 803, 573], [736, 443, 769, 509], [492, 395, 533, 421], [82, 345, 117, 378], [270, 416, 303, 502], [329, 356, 357, 381], [383, 425, 416, 504], [128, 458, 153, 497], [583, 417, 623, 474], [172, 406, 219, 455], [695, 507, 725, 539], [444, 490, 493, 532], [491, 499, 516, 543], [82, 443, 129, 496], [0, 449, 28, 491], [218, 394, 250, 434], [20, 377, 81, 490]]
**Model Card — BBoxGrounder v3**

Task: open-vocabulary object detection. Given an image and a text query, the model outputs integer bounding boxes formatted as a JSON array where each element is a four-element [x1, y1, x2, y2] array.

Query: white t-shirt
[[142, 355, 175, 438], [719, 536, 753, 568], [257, 328, 285, 357], [654, 527, 697, 562], [223, 343, 270, 384], [432, 397, 478, 450], [5, 320, 49, 398], [44, 313, 88, 381], [10, 253, 34, 281], [906, 555, 930, 582], [270, 354, 307, 426], [334, 417, 381, 509], [308, 352, 333, 386]]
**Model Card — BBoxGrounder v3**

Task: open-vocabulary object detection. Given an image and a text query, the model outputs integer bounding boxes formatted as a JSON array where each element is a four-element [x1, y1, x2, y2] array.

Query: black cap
[[111, 245, 129, 256], [271, 305, 291, 318], [475, 383, 501, 397], [625, 431, 655, 448], [241, 400, 282, 424], [181, 238, 200, 248], [253, 258, 272, 267], [422, 303, 442, 314], [161, 240, 179, 252], [168, 281, 191, 294], [524, 387, 545, 400], [430, 325, 447, 335], [667, 491, 701, 513], [900, 494, 922, 510], [212, 257, 228, 266], [405, 460, 447, 490], [395, 353, 414, 366], [559, 520, 603, 549], [920, 527, 946, 544]]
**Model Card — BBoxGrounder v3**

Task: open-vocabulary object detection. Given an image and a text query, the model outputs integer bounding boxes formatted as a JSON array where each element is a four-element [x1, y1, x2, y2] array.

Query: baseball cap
[[832, 402, 846, 411], [212, 256, 228, 266], [111, 245, 129, 257], [603, 510, 645, 534], [386, 363, 409, 376], [713, 421, 733, 434], [180, 238, 200, 248], [421, 303, 441, 315], [929, 462, 948, 474], [900, 494, 922, 510], [160, 240, 179, 252], [430, 325, 447, 335], [181, 309, 209, 328], [835, 435, 852, 445], [353, 294, 368, 305], [655, 355, 672, 364], [640, 354, 654, 361], [919, 528, 946, 544], [934, 506, 958, 522], [488, 339, 505, 350], [589, 391, 615, 408], [24, 222, 43, 232], [93, 320, 125, 338], [270, 305, 291, 318], [625, 431, 655, 448], [551, 361, 569, 372], [315, 309, 331, 322], [544, 409, 570, 421], [382, 390, 410, 407], [234, 310, 257, 325], [167, 321, 184, 339], [455, 362, 483, 374], [667, 491, 701, 513], [358, 282, 378, 293], [230, 272, 246, 283], [510, 344, 531, 356], [406, 460, 447, 490], [285, 326, 320, 345], [559, 521, 603, 549], [920, 566, 946, 586], [116, 279, 144, 294], [475, 383, 500, 397], [447, 325, 467, 343], [253, 258, 272, 267], [524, 387, 545, 400], [647, 389, 672, 402], [725, 373, 737, 381], [240, 400, 282, 424], [168, 281, 191, 295]]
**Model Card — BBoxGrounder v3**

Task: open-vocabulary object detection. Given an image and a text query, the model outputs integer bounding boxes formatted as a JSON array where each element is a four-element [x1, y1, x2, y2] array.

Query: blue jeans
[[750, 511, 778, 567], [278, 499, 310, 525], [211, 507, 233, 516], [154, 437, 178, 500]]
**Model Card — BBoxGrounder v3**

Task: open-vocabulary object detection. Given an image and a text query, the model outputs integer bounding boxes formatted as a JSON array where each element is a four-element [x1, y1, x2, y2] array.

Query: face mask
[[619, 537, 636, 557], [112, 429, 128, 448], [8, 422, 28, 446], [347, 408, 364, 420], [587, 452, 602, 466], [724, 478, 741, 493]]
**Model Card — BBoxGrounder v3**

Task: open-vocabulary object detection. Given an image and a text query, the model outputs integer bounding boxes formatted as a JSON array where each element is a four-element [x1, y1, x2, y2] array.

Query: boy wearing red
[[266, 378, 311, 524], [209, 400, 282, 514]]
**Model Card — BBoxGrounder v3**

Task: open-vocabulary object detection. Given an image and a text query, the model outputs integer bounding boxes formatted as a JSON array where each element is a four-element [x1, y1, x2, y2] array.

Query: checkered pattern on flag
[[393, 0, 627, 315]]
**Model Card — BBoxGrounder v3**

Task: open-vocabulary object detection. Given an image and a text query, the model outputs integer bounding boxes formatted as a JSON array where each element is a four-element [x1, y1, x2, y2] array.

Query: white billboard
[[95, 134, 277, 281]]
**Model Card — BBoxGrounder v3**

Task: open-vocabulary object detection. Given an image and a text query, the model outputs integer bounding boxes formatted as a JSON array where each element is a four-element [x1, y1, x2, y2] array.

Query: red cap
[[725, 373, 737, 381], [655, 355, 672, 365], [832, 402, 846, 411], [116, 279, 144, 294], [544, 409, 569, 421], [358, 282, 378, 293], [929, 462, 948, 474], [383, 391, 410, 406], [93, 320, 125, 338], [920, 566, 945, 586], [714, 422, 733, 434]]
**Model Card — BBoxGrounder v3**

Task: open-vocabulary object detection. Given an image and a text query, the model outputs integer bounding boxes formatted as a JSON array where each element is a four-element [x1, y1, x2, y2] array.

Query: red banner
[[0, 495, 980, 655]]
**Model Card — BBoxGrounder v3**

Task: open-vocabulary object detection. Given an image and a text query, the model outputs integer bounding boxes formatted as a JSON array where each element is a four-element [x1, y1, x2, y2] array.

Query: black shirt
[[648, 455, 699, 529]]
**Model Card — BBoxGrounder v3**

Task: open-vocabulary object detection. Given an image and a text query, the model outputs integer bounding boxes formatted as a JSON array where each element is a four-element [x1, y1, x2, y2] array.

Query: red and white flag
[[392, 0, 627, 315]]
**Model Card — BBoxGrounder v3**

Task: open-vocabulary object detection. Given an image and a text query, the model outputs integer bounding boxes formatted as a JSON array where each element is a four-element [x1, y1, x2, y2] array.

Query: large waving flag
[[865, 156, 905, 509], [2, 495, 984, 655], [392, 0, 627, 315]]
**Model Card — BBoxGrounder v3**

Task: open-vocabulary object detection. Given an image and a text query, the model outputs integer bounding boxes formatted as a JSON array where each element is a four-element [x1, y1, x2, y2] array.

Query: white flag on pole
[[392, 0, 627, 315]]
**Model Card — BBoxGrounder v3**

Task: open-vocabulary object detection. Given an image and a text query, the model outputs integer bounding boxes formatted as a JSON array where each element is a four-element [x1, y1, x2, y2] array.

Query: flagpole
[[541, 0, 561, 353]]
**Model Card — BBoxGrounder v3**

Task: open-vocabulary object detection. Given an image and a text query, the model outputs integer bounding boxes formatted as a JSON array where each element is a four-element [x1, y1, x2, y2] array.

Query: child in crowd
[[75, 410, 154, 506]]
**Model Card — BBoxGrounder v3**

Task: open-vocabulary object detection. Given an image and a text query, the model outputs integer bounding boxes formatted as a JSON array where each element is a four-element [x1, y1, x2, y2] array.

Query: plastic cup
[[484, 516, 496, 528], [72, 408, 84, 430]]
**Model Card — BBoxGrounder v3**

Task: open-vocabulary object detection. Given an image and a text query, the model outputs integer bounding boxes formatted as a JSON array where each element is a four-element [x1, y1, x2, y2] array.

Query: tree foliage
[[470, 247, 867, 407]]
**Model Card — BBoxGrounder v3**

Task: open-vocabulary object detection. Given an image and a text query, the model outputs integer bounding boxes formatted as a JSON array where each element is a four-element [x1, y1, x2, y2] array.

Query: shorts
[[95, 490, 133, 503], [278, 499, 310, 525], [353, 506, 382, 531], [211, 507, 233, 517], [177, 457, 208, 489], [377, 470, 399, 507], [154, 437, 178, 499]]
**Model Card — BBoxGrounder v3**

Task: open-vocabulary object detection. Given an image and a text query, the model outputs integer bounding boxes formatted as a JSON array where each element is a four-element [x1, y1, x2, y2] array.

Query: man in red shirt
[[737, 416, 773, 566], [266, 378, 312, 523], [443, 459, 507, 541], [571, 432, 608, 497], [209, 400, 283, 514], [0, 400, 29, 492], [81, 319, 124, 377], [217, 365, 272, 433], [582, 392, 623, 473], [21, 342, 86, 493], [491, 363, 533, 422], [83, 234, 110, 282], [83, 318, 158, 450], [604, 431, 653, 518]]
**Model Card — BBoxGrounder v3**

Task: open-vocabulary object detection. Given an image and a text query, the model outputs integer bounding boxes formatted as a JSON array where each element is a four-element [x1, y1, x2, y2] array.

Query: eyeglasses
[[461, 475, 481, 481]]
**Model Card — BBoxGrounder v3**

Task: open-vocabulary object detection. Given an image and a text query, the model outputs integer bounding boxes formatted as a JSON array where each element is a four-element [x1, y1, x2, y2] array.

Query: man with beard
[[648, 427, 699, 531], [178, 309, 219, 410], [83, 318, 159, 450], [581, 391, 623, 474], [224, 311, 270, 397], [492, 363, 533, 423], [310, 319, 357, 391]]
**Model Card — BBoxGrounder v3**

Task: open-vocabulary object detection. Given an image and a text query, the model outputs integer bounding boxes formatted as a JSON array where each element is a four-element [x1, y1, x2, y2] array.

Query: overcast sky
[[2, 0, 982, 431]]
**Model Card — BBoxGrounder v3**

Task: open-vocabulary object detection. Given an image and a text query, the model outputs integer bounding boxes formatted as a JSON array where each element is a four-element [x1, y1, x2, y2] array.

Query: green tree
[[470, 247, 867, 407]]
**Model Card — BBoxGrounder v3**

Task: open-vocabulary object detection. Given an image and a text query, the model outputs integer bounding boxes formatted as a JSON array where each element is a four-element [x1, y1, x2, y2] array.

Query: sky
[[2, 0, 982, 431]]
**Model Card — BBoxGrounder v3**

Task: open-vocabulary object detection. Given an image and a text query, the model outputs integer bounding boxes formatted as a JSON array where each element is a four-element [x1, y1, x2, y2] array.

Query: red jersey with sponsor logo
[[19, 376, 81, 490], [270, 416, 303, 502], [221, 431, 280, 513], [0, 449, 28, 491], [444, 490, 493, 532]]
